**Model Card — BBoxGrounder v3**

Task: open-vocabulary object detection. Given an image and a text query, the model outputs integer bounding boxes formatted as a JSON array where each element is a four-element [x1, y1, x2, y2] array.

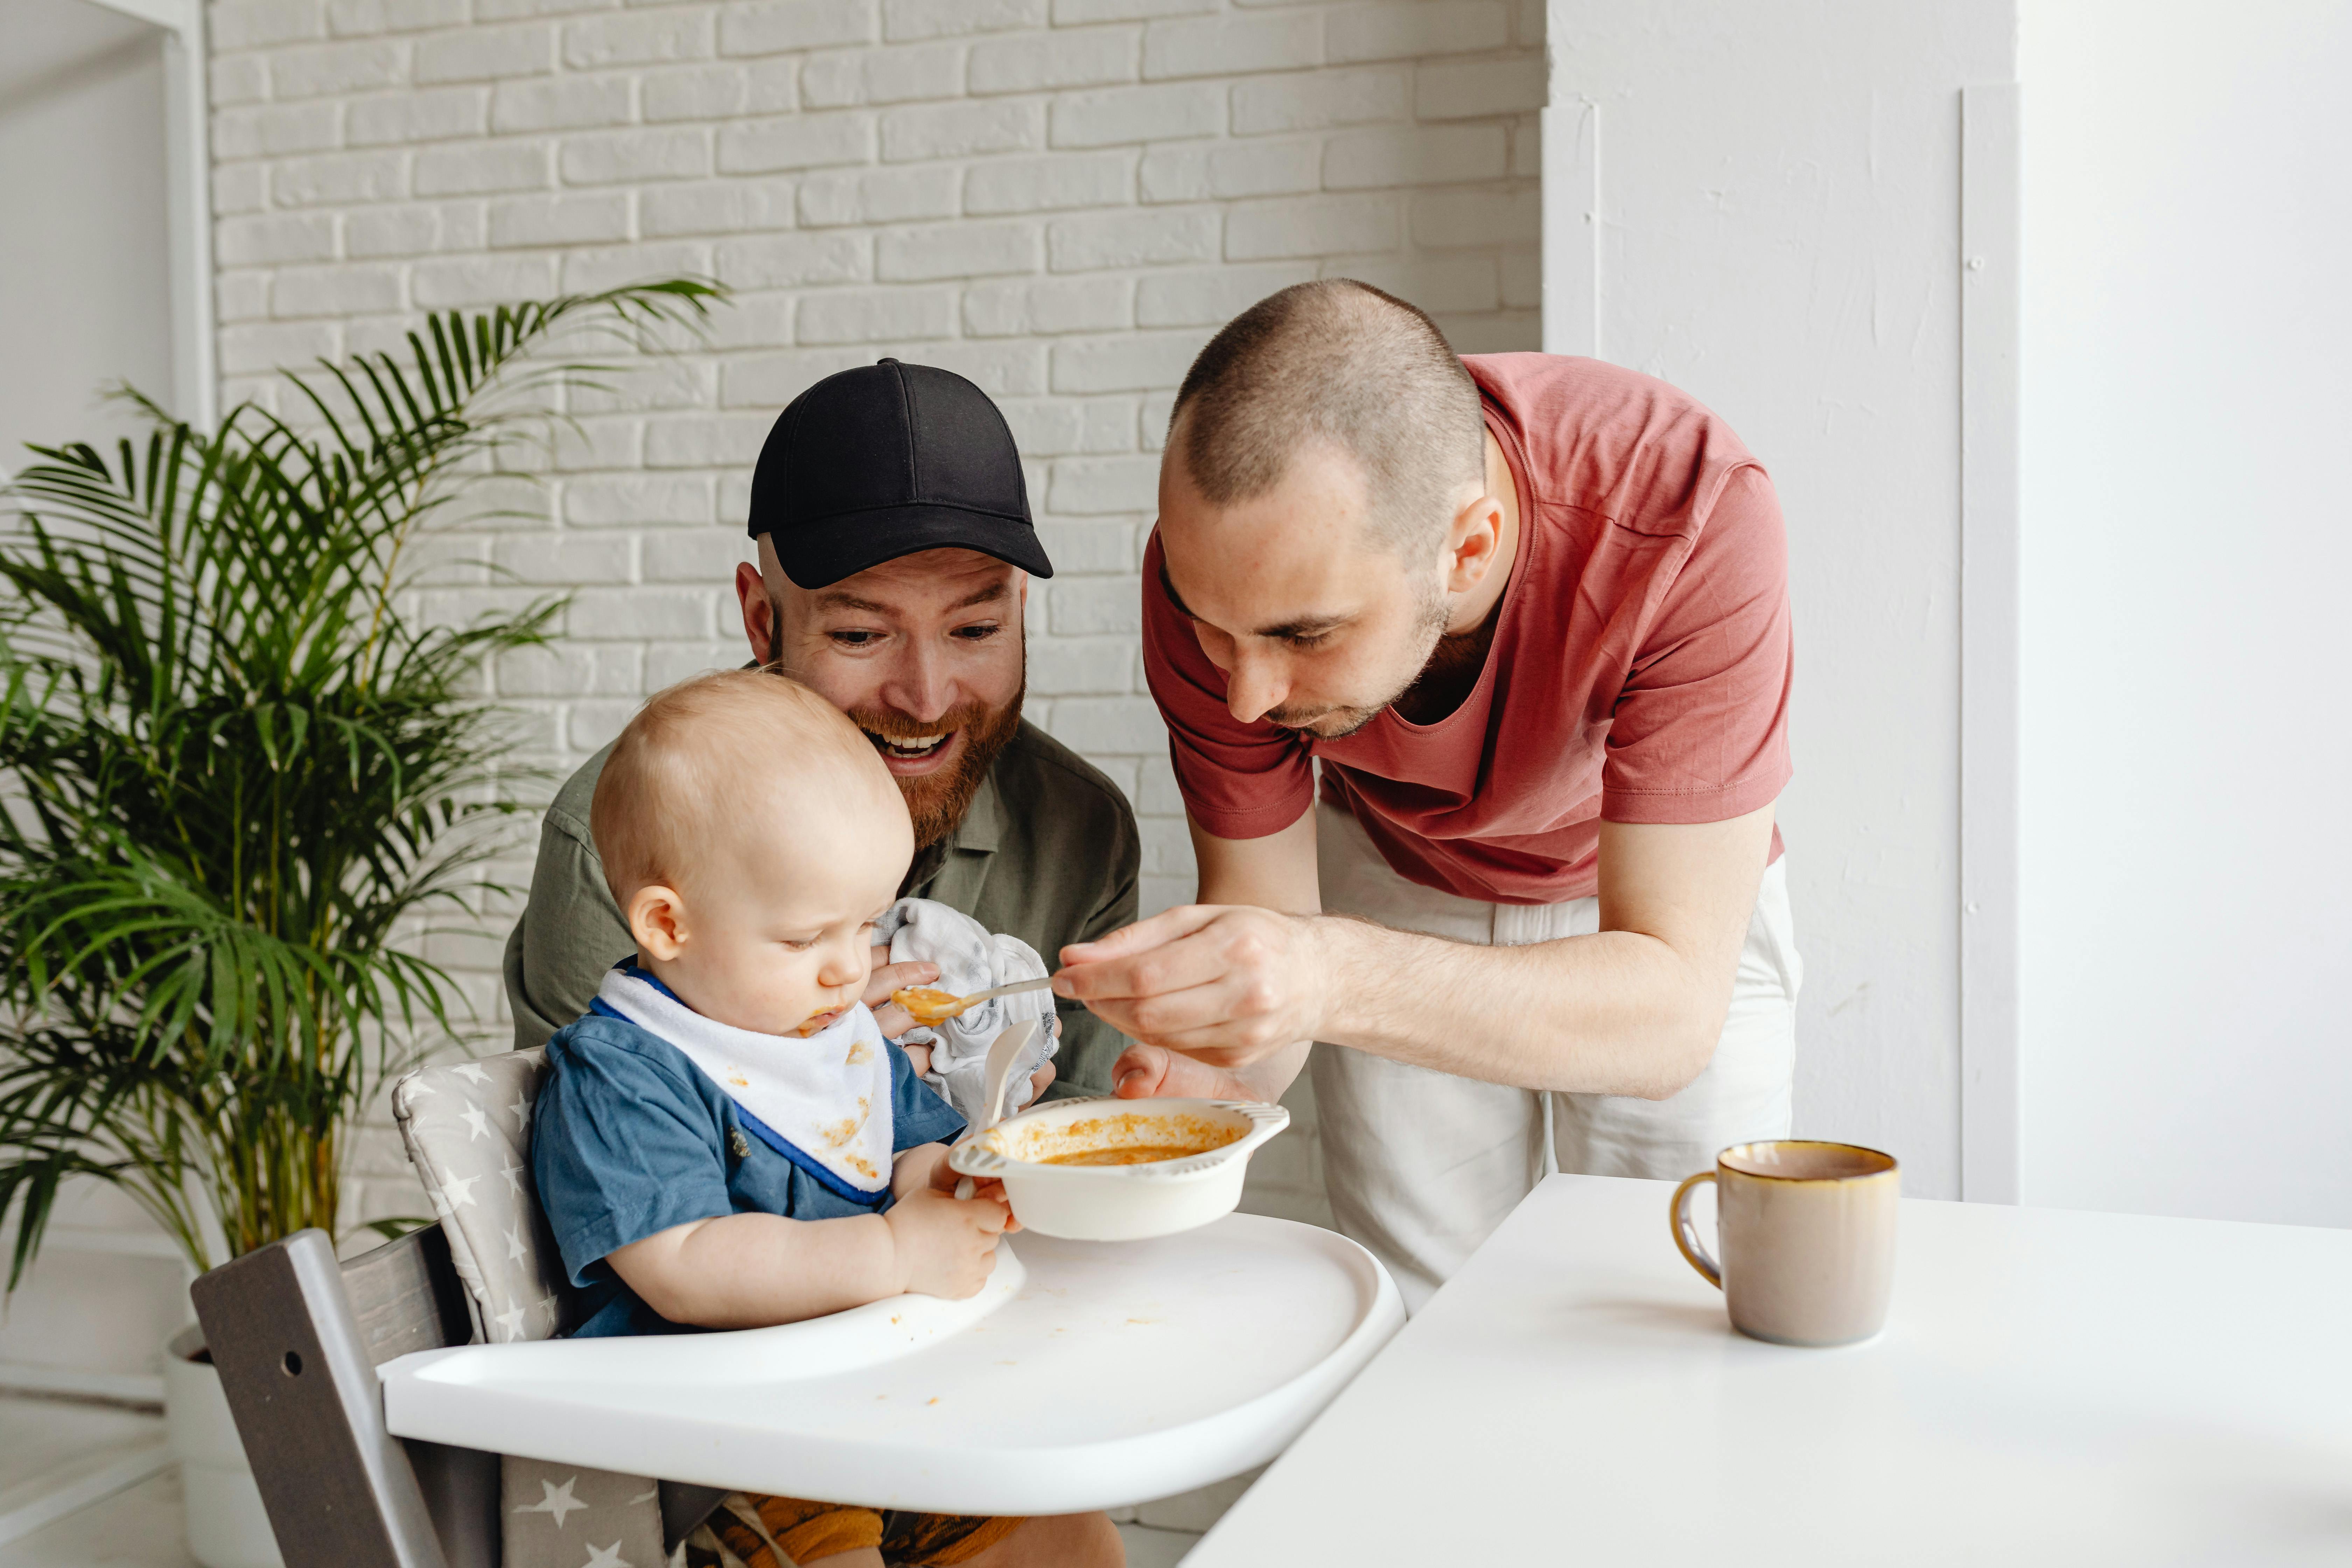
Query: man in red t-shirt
[[1053, 281, 1803, 1307]]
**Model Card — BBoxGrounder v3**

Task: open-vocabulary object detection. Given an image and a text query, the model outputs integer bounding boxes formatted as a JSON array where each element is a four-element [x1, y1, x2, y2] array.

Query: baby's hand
[[885, 1185, 1009, 1299], [924, 1148, 1018, 1225]]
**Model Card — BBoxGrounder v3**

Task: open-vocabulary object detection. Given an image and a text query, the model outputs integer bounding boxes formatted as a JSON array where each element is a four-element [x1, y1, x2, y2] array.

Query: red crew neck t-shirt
[[1141, 352, 1792, 907]]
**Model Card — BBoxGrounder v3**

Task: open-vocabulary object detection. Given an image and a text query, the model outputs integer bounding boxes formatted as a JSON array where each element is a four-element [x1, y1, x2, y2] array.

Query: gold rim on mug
[[1717, 1139, 1897, 1183]]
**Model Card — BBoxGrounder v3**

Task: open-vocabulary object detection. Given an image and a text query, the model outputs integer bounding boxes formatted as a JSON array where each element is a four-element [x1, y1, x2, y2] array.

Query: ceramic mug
[[1669, 1140, 1899, 1346]]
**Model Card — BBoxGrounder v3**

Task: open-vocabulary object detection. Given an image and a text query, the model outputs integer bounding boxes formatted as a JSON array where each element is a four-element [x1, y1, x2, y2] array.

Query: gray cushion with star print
[[394, 1053, 679, 1568], [393, 1049, 582, 1344]]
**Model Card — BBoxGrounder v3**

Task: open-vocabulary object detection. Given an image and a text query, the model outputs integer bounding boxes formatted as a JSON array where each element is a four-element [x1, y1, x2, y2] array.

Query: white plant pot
[[164, 1325, 285, 1568]]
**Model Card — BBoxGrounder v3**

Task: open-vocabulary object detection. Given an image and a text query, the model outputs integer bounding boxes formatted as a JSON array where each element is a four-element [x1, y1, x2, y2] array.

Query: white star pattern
[[625, 1489, 657, 1506], [509, 1093, 533, 1130], [399, 1072, 433, 1097], [500, 1160, 525, 1197], [496, 1301, 527, 1341], [441, 1172, 479, 1209], [512, 1476, 583, 1528], [582, 1544, 629, 1568], [503, 1223, 528, 1265], [453, 1062, 490, 1085], [460, 1105, 492, 1142]]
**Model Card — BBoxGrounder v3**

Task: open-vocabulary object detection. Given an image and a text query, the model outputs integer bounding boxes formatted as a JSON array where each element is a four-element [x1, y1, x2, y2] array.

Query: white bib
[[594, 967, 897, 1197]]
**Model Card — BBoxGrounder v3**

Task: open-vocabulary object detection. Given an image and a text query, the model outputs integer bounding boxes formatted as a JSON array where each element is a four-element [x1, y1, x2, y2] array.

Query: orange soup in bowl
[[985, 1110, 1243, 1169]]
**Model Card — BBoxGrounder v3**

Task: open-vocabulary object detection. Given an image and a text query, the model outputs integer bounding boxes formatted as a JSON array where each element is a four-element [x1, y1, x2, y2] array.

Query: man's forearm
[[1307, 916, 1730, 1098], [1070, 808, 1775, 1101]]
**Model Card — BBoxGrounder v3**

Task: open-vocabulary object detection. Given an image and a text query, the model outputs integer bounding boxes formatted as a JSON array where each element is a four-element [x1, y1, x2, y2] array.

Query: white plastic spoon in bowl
[[953, 1017, 1041, 1201]]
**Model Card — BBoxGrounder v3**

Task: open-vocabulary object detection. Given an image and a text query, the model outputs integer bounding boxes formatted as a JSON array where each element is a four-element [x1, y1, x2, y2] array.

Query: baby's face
[[639, 795, 911, 1037]]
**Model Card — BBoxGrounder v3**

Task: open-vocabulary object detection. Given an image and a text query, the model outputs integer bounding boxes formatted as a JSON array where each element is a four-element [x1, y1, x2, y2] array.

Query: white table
[[1188, 1175, 2352, 1566], [380, 1213, 1403, 1516]]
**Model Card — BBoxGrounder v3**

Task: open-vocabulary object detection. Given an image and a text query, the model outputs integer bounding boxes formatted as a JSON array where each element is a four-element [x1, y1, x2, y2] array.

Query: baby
[[532, 670, 1122, 1568]]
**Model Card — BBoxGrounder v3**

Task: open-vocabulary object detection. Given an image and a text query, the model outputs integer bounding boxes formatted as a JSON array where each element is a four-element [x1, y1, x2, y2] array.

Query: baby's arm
[[606, 1174, 1009, 1329]]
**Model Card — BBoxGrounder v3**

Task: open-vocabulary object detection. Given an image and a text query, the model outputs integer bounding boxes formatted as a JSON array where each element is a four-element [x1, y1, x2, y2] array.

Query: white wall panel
[[1545, 1, 2017, 1197], [2017, 0, 2352, 1225]]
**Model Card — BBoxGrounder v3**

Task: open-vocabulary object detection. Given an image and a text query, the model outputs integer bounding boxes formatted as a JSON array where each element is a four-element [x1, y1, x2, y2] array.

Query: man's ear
[[735, 559, 775, 666], [626, 884, 691, 961], [1441, 490, 1508, 595]]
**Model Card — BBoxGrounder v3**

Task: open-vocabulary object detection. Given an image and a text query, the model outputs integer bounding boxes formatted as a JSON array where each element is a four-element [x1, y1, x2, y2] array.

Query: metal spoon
[[892, 974, 1054, 1026], [953, 1017, 1041, 1200]]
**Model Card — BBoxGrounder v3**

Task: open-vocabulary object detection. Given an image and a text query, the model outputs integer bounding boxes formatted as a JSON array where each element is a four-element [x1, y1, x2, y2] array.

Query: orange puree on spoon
[[892, 986, 965, 1026]]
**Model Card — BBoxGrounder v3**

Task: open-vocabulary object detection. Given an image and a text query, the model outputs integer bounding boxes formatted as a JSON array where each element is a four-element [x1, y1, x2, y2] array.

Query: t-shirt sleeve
[[1601, 464, 1794, 823], [1139, 530, 1316, 840], [889, 1040, 967, 1153], [533, 1030, 736, 1289]]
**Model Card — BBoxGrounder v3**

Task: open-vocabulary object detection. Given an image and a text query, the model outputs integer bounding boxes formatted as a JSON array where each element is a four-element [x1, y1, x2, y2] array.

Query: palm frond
[[0, 278, 721, 1280]]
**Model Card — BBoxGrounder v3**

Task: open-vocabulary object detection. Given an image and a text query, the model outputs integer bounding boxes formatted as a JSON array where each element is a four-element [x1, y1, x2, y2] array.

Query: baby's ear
[[626, 884, 690, 960]]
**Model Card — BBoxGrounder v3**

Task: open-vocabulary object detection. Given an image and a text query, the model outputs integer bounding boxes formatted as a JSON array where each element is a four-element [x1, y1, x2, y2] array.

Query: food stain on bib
[[817, 1097, 871, 1149]]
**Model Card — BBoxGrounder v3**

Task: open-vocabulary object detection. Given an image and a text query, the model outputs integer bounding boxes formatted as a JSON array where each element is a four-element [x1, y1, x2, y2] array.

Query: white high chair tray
[[378, 1213, 1404, 1515]]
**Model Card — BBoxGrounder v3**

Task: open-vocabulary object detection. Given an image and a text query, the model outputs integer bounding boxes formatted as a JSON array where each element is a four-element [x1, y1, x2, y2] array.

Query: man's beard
[[1264, 580, 1451, 740], [846, 684, 1024, 848]]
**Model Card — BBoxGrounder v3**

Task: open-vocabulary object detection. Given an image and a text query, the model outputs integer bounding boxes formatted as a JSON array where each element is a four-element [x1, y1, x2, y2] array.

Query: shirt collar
[[899, 758, 1004, 897], [951, 764, 1003, 855]]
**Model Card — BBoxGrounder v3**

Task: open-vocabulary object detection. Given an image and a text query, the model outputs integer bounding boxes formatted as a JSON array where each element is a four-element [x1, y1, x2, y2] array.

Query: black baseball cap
[[746, 358, 1054, 589]]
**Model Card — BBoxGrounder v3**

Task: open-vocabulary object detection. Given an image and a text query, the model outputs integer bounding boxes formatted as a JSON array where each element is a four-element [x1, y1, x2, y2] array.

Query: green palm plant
[[0, 280, 719, 1285]]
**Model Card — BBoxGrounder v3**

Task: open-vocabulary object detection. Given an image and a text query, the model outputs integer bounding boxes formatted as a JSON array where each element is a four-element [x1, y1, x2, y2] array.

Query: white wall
[[1546, 1, 2016, 1197], [2017, 1, 2352, 1225], [0, 0, 177, 469]]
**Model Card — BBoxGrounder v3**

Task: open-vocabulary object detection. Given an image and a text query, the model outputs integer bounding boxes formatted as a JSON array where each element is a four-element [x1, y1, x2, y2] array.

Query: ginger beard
[[847, 681, 1024, 848]]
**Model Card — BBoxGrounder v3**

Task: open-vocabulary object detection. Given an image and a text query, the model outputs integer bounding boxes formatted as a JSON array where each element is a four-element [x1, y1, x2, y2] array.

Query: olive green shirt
[[501, 719, 1141, 1096]]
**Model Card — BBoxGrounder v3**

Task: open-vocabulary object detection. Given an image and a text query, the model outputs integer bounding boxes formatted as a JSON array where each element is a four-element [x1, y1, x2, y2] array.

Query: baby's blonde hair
[[590, 668, 906, 905]]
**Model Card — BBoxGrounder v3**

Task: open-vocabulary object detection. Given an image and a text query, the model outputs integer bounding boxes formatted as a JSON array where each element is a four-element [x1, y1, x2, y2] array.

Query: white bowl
[[946, 1096, 1290, 1241]]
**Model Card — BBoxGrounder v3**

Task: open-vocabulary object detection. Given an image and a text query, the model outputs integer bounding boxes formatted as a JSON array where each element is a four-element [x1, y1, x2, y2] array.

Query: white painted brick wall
[[203, 0, 1542, 1225]]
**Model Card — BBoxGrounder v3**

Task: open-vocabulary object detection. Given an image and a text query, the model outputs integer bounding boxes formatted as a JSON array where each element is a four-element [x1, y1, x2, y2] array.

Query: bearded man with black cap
[[504, 360, 1142, 1096]]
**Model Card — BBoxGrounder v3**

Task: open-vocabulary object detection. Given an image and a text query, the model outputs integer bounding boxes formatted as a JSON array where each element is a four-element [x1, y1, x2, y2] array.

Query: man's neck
[[1392, 429, 1522, 726]]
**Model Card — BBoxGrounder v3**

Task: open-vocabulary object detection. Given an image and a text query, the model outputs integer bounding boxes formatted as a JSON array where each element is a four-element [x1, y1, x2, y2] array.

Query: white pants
[[1310, 802, 1802, 1311]]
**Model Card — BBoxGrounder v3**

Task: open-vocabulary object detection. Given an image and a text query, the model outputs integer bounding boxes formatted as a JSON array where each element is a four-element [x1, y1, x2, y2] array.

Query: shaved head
[[1170, 279, 1484, 558]]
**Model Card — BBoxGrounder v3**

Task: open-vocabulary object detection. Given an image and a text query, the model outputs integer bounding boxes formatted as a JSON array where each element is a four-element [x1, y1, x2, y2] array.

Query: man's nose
[[1223, 646, 1288, 727], [879, 641, 955, 725]]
